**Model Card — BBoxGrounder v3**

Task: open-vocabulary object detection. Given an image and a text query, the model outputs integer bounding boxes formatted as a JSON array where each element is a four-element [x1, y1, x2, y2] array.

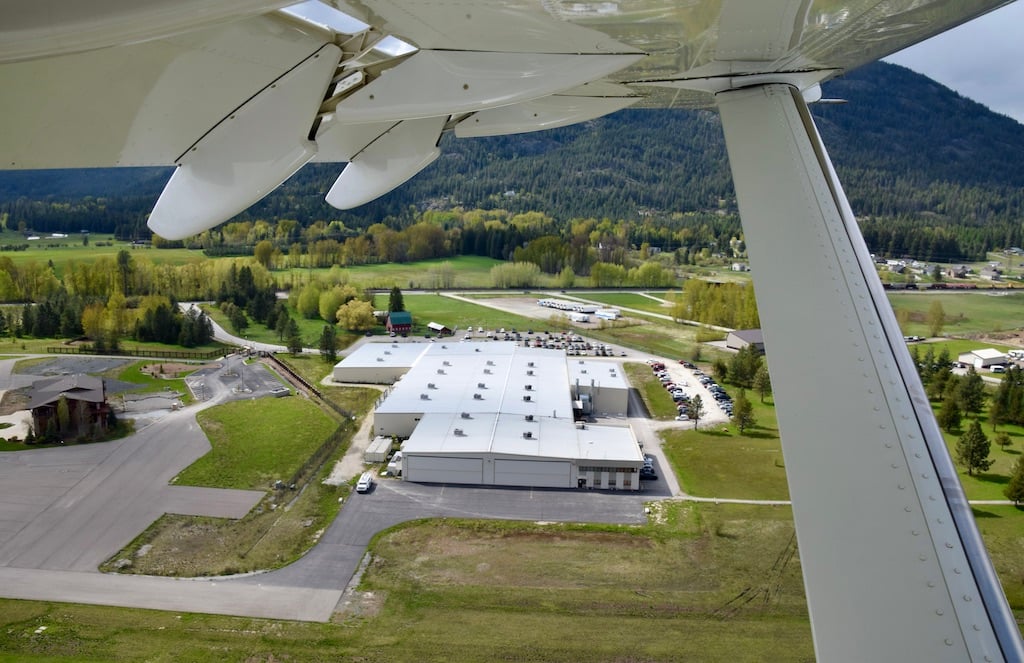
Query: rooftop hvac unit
[[460, 412, 472, 419], [578, 360, 584, 364], [522, 431, 533, 439], [525, 384, 533, 390], [528, 361, 535, 367], [486, 360, 494, 366], [484, 368, 492, 374], [473, 393, 483, 400], [453, 428, 464, 436], [526, 369, 534, 376], [525, 414, 534, 421], [427, 382, 436, 389], [376, 357, 384, 362], [523, 394, 532, 401], [475, 348, 481, 352], [442, 345, 448, 349], [384, 350, 391, 355], [443, 360, 451, 366], [478, 382, 486, 388], [420, 393, 430, 400], [437, 368, 445, 374], [581, 369, 588, 374]]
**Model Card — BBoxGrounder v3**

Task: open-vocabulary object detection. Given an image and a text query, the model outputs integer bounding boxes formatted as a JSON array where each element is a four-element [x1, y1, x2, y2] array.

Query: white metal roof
[[333, 340, 431, 371], [565, 359, 629, 391]]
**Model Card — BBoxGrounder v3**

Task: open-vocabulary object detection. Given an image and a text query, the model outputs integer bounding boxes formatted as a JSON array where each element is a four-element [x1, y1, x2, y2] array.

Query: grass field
[[284, 255, 510, 290], [182, 398, 338, 489], [623, 361, 679, 420], [888, 291, 1024, 338], [0, 233, 205, 274]]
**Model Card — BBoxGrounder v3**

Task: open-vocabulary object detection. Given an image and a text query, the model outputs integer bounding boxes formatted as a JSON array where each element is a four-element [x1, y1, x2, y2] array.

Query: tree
[[927, 300, 945, 337], [995, 431, 1013, 452], [1005, 457, 1024, 505], [336, 299, 376, 331], [285, 318, 303, 355], [688, 394, 705, 429], [957, 367, 986, 416], [389, 286, 405, 313], [254, 239, 274, 268], [956, 419, 993, 476], [319, 325, 338, 364], [753, 363, 772, 403], [116, 249, 133, 296], [937, 394, 961, 433], [731, 390, 756, 434], [56, 395, 70, 437]]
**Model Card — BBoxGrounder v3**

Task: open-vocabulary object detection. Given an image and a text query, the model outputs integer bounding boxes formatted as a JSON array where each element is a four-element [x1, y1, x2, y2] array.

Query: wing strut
[[716, 83, 1023, 662]]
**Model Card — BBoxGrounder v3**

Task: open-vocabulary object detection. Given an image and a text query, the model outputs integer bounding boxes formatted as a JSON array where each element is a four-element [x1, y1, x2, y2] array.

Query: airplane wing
[[2, 1, 1022, 660]]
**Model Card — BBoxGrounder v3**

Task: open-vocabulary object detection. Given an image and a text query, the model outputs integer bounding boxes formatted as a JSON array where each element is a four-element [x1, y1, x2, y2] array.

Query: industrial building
[[958, 348, 1008, 370], [335, 341, 642, 490]]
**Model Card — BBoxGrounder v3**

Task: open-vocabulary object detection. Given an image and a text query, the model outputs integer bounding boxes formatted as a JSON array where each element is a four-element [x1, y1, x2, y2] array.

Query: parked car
[[355, 471, 374, 493]]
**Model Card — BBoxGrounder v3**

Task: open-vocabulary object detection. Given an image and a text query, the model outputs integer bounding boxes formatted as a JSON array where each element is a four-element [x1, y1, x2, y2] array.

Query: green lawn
[[662, 396, 789, 501], [623, 361, 678, 420], [403, 293, 565, 335], [281, 255, 510, 290], [183, 398, 338, 489], [888, 291, 1024, 337]]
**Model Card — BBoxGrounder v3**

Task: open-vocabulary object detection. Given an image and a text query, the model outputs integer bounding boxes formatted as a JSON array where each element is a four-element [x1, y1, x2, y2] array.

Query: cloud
[[885, 3, 1024, 123]]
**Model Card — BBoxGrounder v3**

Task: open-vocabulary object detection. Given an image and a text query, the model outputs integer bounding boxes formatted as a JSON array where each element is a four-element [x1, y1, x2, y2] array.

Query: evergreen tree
[[937, 394, 961, 433], [995, 431, 1012, 452], [286, 318, 303, 355], [319, 325, 338, 364], [731, 390, 756, 434], [389, 286, 405, 312], [956, 419, 993, 476], [1005, 457, 1024, 505], [957, 367, 986, 416]]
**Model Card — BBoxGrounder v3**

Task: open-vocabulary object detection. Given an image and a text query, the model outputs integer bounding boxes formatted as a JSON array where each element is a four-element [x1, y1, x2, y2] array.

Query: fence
[[47, 346, 224, 360]]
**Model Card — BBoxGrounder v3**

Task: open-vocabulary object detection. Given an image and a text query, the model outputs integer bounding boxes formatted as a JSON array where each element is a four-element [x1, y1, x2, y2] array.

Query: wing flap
[[147, 44, 341, 240], [325, 116, 445, 210]]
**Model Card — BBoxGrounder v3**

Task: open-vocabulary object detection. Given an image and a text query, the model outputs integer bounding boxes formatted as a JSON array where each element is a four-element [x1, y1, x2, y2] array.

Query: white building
[[345, 341, 643, 490], [957, 348, 1008, 370]]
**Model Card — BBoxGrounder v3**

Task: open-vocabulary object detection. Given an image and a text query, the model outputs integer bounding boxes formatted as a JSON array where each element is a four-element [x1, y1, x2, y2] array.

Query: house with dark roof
[[386, 311, 412, 335], [28, 374, 110, 439]]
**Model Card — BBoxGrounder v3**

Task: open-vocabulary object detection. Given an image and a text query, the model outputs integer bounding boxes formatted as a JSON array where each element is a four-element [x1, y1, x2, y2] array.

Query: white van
[[355, 471, 373, 493]]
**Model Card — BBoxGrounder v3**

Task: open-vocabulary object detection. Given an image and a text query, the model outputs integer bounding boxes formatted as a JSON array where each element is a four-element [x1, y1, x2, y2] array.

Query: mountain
[[1, 61, 1023, 244]]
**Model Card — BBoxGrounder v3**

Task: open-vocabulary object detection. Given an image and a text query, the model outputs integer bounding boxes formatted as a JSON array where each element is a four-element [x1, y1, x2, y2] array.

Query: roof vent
[[581, 369, 588, 374], [443, 360, 451, 366], [578, 360, 584, 365], [427, 382, 436, 389], [525, 414, 534, 421], [526, 369, 534, 376], [460, 412, 472, 419], [473, 393, 483, 400], [484, 368, 492, 374], [384, 350, 391, 355], [522, 431, 533, 439], [525, 384, 533, 390], [475, 348, 481, 352], [376, 357, 384, 362], [453, 428, 464, 436], [442, 345, 448, 349], [437, 368, 445, 375], [477, 382, 486, 389], [523, 394, 532, 402], [486, 360, 494, 366], [420, 393, 430, 400], [528, 361, 535, 367]]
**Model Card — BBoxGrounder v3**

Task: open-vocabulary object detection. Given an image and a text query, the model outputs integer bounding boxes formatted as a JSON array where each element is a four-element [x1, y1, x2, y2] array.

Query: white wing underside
[[1, 1, 1023, 660]]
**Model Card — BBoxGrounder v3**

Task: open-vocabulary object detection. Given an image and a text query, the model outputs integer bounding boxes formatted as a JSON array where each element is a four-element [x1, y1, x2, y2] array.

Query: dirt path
[[322, 381, 385, 486]]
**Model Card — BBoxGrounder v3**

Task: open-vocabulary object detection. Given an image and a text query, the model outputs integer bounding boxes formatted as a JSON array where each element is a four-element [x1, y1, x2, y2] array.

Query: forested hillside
[[1, 61, 1022, 261]]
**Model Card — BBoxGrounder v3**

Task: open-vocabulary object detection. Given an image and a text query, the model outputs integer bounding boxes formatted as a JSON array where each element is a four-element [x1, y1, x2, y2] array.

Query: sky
[[885, 2, 1024, 124]]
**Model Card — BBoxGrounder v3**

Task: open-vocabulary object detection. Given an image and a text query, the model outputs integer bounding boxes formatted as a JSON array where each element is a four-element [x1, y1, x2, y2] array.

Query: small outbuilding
[[427, 321, 453, 336]]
